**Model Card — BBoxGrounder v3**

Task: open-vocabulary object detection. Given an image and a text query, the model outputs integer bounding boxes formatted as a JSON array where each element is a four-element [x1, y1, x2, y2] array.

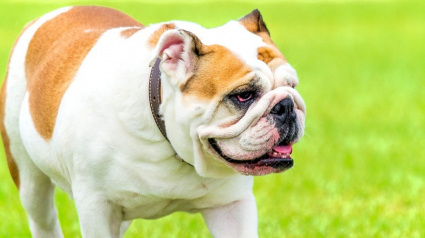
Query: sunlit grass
[[0, 0, 424, 237]]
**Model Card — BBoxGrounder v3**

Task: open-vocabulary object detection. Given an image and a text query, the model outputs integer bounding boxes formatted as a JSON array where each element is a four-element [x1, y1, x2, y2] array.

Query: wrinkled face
[[199, 88, 304, 175], [197, 76, 306, 176], [152, 10, 306, 177]]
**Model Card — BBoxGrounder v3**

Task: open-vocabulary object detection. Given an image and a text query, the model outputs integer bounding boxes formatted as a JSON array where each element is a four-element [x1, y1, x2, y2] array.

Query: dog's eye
[[229, 91, 257, 105], [236, 92, 254, 102]]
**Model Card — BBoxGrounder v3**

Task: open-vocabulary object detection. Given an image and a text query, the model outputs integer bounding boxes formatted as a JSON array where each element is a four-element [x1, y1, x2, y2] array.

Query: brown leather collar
[[148, 58, 193, 167], [149, 58, 168, 141]]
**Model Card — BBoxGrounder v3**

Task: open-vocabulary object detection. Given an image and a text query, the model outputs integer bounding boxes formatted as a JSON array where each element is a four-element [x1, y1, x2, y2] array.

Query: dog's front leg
[[73, 187, 123, 238], [201, 193, 258, 238]]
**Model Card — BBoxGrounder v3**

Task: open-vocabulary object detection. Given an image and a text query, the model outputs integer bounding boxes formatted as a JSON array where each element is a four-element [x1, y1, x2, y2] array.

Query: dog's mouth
[[208, 138, 293, 175]]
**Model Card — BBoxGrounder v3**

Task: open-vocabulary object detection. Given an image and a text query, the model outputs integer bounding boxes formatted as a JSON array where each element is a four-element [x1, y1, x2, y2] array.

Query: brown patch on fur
[[0, 19, 38, 188], [120, 27, 143, 38], [25, 6, 143, 140], [257, 46, 281, 64], [257, 46, 287, 71], [180, 44, 251, 100], [147, 23, 176, 48]]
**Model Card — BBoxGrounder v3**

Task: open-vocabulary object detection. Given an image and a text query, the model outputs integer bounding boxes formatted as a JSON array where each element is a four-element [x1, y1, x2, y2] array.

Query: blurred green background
[[0, 0, 424, 237]]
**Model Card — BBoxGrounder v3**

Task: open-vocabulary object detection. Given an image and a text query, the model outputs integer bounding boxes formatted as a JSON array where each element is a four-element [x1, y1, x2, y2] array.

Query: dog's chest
[[104, 170, 250, 220], [119, 195, 201, 220]]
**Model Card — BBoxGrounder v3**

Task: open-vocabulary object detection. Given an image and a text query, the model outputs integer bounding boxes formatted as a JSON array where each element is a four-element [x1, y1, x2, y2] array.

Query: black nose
[[270, 98, 295, 123]]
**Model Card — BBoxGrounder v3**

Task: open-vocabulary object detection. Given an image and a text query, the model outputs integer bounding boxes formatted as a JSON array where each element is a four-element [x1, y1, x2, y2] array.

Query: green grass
[[1, 0, 424, 237]]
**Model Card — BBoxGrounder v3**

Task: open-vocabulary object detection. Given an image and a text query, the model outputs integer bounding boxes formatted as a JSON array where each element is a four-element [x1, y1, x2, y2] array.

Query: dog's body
[[1, 6, 306, 237]]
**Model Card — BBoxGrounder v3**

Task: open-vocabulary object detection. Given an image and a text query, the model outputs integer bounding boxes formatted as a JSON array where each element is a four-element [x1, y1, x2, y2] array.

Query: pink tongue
[[273, 145, 292, 154]]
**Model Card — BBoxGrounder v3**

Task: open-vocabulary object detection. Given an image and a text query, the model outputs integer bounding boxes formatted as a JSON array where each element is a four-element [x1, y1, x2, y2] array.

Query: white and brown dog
[[0, 6, 306, 238]]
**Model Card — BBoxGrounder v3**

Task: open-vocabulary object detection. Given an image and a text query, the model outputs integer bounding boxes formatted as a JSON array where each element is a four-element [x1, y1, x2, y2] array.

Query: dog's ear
[[150, 29, 205, 85], [238, 9, 270, 36]]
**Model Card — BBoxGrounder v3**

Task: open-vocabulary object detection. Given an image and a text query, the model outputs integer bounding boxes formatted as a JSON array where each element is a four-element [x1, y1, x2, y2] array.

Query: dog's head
[[150, 10, 306, 177]]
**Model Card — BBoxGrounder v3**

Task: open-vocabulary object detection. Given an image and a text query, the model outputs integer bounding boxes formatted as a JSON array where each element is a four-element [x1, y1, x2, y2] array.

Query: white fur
[[4, 7, 306, 238], [274, 62, 299, 88]]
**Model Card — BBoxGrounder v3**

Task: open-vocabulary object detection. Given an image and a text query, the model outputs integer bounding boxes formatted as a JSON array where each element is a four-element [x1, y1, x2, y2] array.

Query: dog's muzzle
[[198, 86, 305, 176]]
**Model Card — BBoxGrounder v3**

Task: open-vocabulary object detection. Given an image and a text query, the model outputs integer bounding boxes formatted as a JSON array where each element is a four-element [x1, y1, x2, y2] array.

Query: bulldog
[[0, 6, 306, 238]]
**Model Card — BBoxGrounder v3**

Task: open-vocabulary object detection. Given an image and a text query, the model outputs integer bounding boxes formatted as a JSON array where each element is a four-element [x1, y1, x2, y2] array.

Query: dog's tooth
[[268, 150, 293, 159]]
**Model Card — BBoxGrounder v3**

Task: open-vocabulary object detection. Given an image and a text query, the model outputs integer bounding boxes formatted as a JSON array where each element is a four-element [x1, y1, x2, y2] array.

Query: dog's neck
[[149, 57, 195, 167]]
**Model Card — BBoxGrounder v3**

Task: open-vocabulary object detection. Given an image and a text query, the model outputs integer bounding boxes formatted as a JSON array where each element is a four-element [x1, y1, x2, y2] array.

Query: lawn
[[0, 0, 424, 237]]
